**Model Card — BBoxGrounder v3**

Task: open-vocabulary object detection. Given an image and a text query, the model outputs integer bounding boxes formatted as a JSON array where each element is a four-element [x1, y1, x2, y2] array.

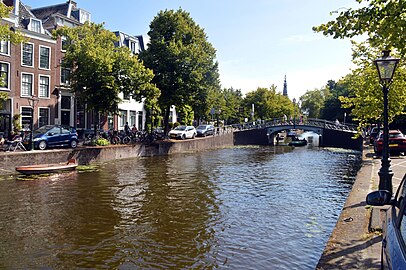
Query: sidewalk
[[316, 144, 406, 269]]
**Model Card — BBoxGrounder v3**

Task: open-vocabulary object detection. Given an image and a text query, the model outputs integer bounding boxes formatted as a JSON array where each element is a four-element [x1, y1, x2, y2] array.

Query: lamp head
[[374, 50, 400, 84]]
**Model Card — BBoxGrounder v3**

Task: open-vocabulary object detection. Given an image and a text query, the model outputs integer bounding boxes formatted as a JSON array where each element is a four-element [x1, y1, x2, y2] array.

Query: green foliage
[[93, 138, 110, 146], [0, 4, 26, 44], [12, 114, 21, 132], [338, 51, 406, 129], [53, 22, 159, 129], [0, 92, 7, 110], [176, 104, 194, 125], [313, 0, 406, 57], [320, 80, 351, 122], [313, 0, 406, 56], [300, 88, 330, 119], [243, 86, 293, 120], [140, 9, 220, 131]]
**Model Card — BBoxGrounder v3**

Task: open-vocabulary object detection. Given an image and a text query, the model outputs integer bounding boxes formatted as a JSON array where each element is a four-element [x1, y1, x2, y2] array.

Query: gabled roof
[[30, 1, 82, 25]]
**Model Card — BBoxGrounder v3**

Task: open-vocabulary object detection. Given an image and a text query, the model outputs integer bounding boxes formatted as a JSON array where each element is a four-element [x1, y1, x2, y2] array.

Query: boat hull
[[15, 159, 77, 175]]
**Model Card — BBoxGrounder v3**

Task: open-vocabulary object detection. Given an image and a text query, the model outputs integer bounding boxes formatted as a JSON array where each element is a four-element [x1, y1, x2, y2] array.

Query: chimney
[[13, 0, 19, 16], [66, 0, 72, 18]]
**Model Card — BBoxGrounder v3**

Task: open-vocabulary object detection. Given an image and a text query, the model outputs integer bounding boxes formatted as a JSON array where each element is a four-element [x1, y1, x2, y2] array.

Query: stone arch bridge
[[233, 118, 363, 151]]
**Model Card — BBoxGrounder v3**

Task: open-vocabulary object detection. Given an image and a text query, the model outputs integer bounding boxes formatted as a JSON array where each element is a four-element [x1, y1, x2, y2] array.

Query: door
[[46, 126, 61, 147]]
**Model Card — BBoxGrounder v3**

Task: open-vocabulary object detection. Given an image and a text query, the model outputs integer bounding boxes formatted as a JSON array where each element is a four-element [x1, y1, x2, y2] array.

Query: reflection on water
[[0, 146, 361, 269]]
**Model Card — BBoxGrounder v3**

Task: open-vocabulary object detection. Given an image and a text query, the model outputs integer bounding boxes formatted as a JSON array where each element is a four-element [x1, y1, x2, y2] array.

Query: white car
[[169, 125, 197, 140]]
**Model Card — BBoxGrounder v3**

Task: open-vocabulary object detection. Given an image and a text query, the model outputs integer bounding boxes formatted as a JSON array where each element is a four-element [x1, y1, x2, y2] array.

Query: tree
[[300, 88, 330, 119], [54, 22, 159, 134], [320, 80, 351, 122], [140, 9, 220, 133], [338, 48, 406, 129], [243, 86, 293, 120], [313, 0, 406, 57]]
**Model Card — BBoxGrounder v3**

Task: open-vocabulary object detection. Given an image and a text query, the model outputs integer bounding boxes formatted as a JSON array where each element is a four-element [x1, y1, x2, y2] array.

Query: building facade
[[1, 0, 58, 136]]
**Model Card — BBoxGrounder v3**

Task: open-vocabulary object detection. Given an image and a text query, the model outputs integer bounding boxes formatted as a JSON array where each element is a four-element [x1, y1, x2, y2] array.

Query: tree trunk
[[164, 105, 171, 135]]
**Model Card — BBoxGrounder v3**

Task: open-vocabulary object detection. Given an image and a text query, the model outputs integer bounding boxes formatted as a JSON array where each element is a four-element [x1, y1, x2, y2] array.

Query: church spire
[[283, 75, 288, 96]]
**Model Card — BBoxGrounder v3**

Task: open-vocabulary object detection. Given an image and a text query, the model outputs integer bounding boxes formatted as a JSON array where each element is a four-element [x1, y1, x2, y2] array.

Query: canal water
[[0, 146, 361, 269]]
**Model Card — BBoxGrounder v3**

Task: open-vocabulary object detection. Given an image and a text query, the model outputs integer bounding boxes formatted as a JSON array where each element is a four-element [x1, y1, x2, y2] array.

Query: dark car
[[196, 125, 215, 137], [32, 125, 78, 150], [374, 130, 406, 155], [370, 127, 380, 145], [367, 174, 406, 269]]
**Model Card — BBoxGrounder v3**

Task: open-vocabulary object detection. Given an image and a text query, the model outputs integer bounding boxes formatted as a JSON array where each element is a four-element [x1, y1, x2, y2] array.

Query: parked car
[[366, 174, 406, 269], [32, 125, 79, 150], [370, 127, 380, 145], [374, 130, 406, 155], [196, 125, 215, 137], [168, 125, 197, 140]]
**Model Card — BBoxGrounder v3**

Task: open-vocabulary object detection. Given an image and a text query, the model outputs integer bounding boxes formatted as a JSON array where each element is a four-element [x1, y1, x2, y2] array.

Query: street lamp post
[[293, 98, 296, 128], [374, 50, 400, 196], [27, 95, 39, 151]]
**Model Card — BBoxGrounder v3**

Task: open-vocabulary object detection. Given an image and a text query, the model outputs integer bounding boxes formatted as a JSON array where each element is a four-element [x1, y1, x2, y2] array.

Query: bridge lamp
[[374, 50, 399, 196]]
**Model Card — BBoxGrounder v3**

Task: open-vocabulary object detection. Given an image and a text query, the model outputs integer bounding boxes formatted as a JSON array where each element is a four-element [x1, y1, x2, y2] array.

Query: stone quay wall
[[0, 133, 234, 175]]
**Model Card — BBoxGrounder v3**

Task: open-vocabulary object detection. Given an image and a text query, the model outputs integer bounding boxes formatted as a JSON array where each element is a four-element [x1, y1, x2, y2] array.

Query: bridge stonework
[[233, 122, 363, 151]]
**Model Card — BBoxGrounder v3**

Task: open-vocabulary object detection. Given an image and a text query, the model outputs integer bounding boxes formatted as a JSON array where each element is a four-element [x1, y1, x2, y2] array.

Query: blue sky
[[25, 0, 360, 100]]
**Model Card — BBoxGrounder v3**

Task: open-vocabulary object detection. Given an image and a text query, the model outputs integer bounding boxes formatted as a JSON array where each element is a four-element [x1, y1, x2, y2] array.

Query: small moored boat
[[288, 139, 308, 147], [15, 159, 78, 175]]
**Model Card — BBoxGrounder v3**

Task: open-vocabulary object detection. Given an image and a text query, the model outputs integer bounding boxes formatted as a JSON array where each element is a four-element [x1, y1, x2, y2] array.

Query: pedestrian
[[124, 122, 130, 135], [131, 124, 138, 134]]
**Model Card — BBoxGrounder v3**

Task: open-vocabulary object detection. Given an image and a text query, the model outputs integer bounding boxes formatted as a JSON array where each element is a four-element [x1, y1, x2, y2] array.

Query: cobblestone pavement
[[317, 144, 406, 269]]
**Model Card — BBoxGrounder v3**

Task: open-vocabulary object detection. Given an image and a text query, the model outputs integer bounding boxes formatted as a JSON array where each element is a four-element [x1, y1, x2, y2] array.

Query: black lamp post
[[374, 50, 400, 196], [27, 95, 39, 151], [293, 98, 296, 128]]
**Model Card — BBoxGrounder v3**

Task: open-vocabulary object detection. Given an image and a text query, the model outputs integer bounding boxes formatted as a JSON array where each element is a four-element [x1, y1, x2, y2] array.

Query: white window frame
[[0, 62, 10, 90], [21, 42, 34, 67], [119, 110, 127, 127], [61, 36, 67, 52], [21, 72, 34, 97], [0, 40, 10, 56], [39, 45, 51, 70], [38, 75, 50, 98], [21, 106, 33, 131], [38, 107, 50, 127], [29, 18, 42, 33], [60, 66, 71, 85]]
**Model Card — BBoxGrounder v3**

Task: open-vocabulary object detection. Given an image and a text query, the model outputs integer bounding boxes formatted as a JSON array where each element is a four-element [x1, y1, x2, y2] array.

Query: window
[[21, 107, 33, 131], [21, 73, 33, 97], [39, 46, 50, 69], [0, 41, 9, 55], [30, 19, 41, 33], [22, 43, 34, 67], [129, 40, 138, 54], [61, 96, 71, 110], [119, 110, 127, 127], [137, 111, 143, 131], [61, 37, 68, 51], [61, 126, 70, 134], [61, 67, 71, 85], [38, 108, 49, 127], [39, 76, 50, 98], [130, 111, 137, 127], [79, 9, 91, 24], [76, 102, 85, 128], [0, 62, 9, 89], [107, 114, 114, 130]]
